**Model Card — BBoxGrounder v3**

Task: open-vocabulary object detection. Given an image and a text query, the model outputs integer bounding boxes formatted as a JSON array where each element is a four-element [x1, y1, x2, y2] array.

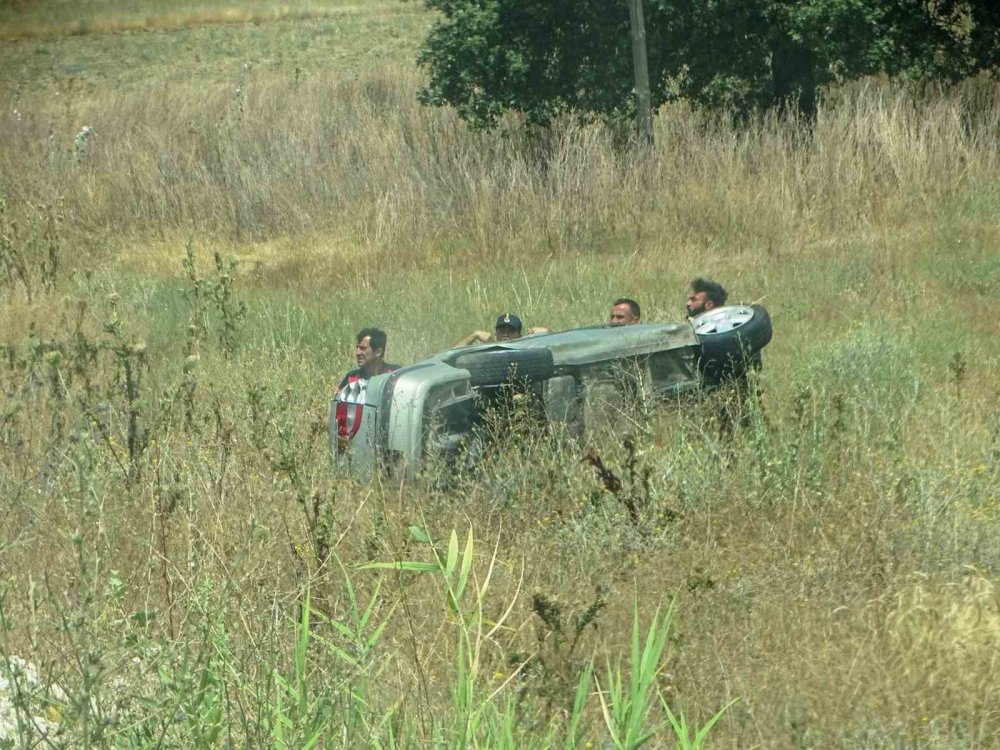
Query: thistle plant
[[0, 195, 32, 301], [101, 296, 149, 487]]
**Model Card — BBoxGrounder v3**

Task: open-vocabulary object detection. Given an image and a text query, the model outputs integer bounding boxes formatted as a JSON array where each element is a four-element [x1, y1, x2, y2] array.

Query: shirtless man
[[456, 313, 548, 347]]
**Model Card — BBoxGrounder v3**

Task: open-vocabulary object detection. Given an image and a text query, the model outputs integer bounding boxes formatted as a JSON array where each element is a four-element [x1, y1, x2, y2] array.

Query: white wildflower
[[74, 125, 95, 157]]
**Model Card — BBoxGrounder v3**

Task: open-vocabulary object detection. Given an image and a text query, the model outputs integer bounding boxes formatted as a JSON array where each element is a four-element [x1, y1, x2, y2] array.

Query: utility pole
[[628, 0, 653, 145]]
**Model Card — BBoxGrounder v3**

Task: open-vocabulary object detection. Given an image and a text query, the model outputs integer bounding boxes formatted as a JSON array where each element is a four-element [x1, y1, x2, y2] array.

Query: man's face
[[495, 326, 521, 341], [355, 336, 384, 371], [686, 291, 715, 318], [610, 303, 639, 326]]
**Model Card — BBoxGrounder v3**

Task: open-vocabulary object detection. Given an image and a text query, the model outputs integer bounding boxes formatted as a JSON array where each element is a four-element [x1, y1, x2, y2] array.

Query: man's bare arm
[[455, 330, 493, 347]]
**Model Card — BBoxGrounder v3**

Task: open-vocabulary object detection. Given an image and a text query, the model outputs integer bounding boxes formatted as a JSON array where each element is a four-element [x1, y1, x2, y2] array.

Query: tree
[[416, 0, 1000, 128]]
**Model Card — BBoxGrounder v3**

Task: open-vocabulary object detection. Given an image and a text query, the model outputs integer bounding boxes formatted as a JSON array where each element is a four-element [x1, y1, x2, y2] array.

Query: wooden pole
[[628, 0, 653, 145]]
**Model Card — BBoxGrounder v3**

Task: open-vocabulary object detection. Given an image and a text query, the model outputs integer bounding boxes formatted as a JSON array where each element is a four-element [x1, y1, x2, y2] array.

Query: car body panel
[[432, 321, 699, 367]]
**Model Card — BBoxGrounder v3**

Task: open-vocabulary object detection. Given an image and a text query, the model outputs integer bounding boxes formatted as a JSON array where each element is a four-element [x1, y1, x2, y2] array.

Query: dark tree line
[[416, 0, 1000, 127]]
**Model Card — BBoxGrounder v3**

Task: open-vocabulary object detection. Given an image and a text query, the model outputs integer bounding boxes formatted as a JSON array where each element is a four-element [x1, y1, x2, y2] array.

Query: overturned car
[[330, 305, 772, 480]]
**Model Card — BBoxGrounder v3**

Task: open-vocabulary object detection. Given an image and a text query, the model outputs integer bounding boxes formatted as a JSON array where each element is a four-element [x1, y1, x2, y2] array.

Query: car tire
[[694, 304, 772, 380], [453, 348, 556, 387]]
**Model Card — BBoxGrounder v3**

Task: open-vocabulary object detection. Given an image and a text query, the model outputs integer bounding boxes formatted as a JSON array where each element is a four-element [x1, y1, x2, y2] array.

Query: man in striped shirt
[[333, 328, 400, 452]]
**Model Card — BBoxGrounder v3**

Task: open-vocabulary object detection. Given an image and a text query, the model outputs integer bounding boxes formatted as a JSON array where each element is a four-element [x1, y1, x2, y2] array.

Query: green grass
[[1, 3, 999, 748], [0, 7, 431, 92], [0, 0, 422, 41]]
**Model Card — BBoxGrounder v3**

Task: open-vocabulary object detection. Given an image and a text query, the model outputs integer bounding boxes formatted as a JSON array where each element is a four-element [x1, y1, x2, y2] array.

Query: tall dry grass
[[0, 283, 997, 746], [1, 64, 999, 747], [2, 70, 998, 279]]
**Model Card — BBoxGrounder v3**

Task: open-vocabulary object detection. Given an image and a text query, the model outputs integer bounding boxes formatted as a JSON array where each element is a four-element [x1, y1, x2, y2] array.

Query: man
[[686, 277, 759, 383], [685, 278, 727, 318], [609, 298, 641, 325], [333, 328, 400, 448], [455, 313, 548, 347], [685, 278, 762, 435]]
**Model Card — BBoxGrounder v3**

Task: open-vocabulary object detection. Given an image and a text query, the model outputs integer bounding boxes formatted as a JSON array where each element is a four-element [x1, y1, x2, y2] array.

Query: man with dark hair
[[456, 313, 548, 347], [686, 278, 728, 318], [685, 279, 764, 436], [333, 328, 400, 449], [610, 298, 641, 325]]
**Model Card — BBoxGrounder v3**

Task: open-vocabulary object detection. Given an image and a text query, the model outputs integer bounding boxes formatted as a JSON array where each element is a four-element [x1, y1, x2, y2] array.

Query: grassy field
[[1, 2, 1000, 748], [0, 0, 419, 40]]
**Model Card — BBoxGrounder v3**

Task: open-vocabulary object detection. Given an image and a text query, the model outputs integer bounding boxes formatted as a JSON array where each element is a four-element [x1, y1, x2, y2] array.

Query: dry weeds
[[0, 15, 998, 748]]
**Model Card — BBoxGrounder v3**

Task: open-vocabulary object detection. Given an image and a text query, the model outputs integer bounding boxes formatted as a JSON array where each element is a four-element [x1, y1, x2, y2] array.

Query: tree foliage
[[416, 0, 1000, 127]]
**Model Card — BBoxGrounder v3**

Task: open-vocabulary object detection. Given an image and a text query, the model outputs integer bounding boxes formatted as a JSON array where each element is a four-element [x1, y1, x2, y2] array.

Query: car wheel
[[693, 304, 772, 380], [453, 348, 556, 387]]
